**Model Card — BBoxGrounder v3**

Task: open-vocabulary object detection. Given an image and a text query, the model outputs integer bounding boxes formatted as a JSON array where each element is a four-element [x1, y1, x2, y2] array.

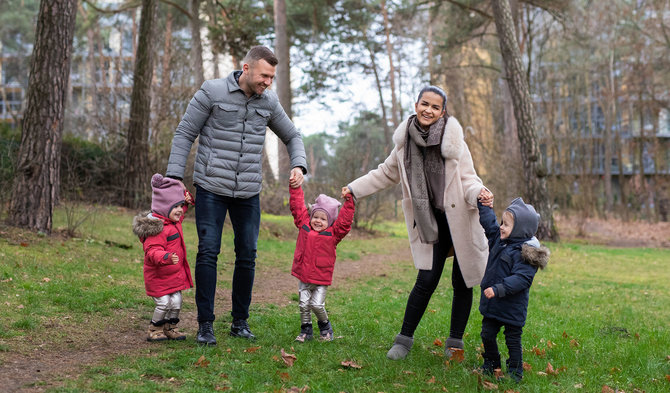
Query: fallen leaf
[[244, 346, 261, 353], [219, 373, 228, 379], [602, 385, 615, 393], [340, 360, 362, 369], [17, 304, 24, 309], [666, 375, 670, 382], [494, 368, 504, 379], [523, 362, 532, 371], [546, 362, 559, 376], [194, 355, 210, 368], [20, 242, 28, 247], [402, 370, 415, 375], [563, 331, 569, 338], [447, 347, 465, 363], [610, 367, 621, 374], [532, 346, 546, 357], [278, 371, 290, 381], [570, 339, 580, 347], [214, 387, 231, 391], [574, 384, 583, 389], [666, 355, 670, 361], [41, 277, 50, 282], [286, 387, 308, 393], [537, 371, 548, 376], [427, 376, 436, 384], [433, 338, 443, 347], [477, 374, 498, 390], [281, 348, 297, 367], [547, 340, 556, 349]]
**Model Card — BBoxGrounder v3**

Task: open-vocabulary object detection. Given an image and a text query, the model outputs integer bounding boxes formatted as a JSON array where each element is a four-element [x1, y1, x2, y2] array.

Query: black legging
[[400, 209, 473, 339]]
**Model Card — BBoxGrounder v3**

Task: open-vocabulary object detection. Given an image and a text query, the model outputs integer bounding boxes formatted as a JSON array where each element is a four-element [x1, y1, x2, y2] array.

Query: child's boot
[[386, 334, 413, 360], [295, 323, 313, 342], [147, 320, 168, 342], [444, 337, 464, 359], [163, 318, 186, 340], [317, 320, 334, 341]]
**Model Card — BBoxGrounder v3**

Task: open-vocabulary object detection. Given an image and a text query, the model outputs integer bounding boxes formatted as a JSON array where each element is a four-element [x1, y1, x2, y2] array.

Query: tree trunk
[[274, 0, 291, 181], [123, 0, 158, 208], [491, 0, 557, 241], [190, 0, 205, 87], [8, 0, 78, 233], [381, 0, 399, 128], [367, 45, 391, 151]]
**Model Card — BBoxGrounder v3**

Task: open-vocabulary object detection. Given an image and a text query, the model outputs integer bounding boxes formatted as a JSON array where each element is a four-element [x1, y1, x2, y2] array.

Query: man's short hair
[[244, 46, 278, 67]]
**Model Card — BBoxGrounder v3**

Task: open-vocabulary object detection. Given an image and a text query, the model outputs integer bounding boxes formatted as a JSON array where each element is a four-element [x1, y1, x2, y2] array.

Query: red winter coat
[[132, 208, 194, 297], [289, 186, 355, 286]]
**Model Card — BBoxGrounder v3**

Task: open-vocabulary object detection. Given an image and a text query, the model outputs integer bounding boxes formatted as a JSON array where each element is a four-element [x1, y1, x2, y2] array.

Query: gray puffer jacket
[[167, 71, 307, 198]]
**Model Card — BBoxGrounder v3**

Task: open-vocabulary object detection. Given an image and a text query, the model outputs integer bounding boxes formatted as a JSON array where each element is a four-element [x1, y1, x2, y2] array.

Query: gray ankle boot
[[386, 334, 413, 360], [445, 337, 464, 358]]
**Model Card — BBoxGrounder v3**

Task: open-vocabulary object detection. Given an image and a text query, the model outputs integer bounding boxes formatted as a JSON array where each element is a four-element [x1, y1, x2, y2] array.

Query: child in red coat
[[133, 174, 194, 342], [289, 182, 355, 342]]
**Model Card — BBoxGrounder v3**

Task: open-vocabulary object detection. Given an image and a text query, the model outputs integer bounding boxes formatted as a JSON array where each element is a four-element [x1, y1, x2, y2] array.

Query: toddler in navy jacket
[[289, 183, 355, 342], [477, 190, 549, 381]]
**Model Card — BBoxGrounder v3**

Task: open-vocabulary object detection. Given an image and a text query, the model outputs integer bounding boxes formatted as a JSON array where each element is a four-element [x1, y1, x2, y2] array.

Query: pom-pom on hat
[[310, 194, 341, 228], [151, 173, 185, 218]]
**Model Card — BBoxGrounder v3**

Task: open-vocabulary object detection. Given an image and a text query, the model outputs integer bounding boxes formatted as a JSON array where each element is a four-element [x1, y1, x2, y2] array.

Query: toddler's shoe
[[163, 318, 186, 340], [295, 323, 313, 342], [147, 321, 168, 342], [317, 320, 333, 341]]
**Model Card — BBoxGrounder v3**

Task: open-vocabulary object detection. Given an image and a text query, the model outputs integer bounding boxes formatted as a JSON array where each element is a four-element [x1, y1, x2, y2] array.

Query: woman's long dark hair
[[416, 85, 449, 118]]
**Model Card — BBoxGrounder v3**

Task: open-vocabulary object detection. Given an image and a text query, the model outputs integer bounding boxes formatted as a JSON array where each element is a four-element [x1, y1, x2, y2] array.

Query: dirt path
[[0, 241, 411, 393]]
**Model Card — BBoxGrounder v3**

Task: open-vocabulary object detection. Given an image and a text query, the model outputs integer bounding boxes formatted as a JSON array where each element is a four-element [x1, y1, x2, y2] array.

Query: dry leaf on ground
[[477, 374, 498, 390], [194, 355, 210, 368], [433, 338, 443, 347], [447, 348, 465, 363], [602, 385, 615, 393], [281, 348, 297, 367], [427, 376, 436, 384], [244, 346, 261, 353], [340, 360, 362, 369]]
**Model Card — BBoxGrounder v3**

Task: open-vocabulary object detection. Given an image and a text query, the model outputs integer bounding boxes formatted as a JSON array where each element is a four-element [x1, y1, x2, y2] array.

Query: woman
[[342, 86, 490, 360]]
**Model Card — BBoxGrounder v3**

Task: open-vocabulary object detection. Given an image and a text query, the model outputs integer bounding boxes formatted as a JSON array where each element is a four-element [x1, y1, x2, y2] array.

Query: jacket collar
[[393, 116, 464, 160]]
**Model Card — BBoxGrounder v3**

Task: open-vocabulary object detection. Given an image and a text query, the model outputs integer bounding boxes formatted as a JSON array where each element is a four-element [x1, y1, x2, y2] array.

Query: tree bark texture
[[491, 0, 557, 241], [124, 0, 158, 208], [381, 0, 400, 128], [8, 0, 78, 233], [190, 0, 205, 87], [274, 0, 291, 180]]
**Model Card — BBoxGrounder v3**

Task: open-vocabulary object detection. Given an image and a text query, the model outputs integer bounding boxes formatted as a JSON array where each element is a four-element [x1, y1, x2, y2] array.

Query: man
[[167, 46, 307, 345]]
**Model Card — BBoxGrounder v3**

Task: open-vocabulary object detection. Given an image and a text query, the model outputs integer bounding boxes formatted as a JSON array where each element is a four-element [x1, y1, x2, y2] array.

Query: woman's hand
[[478, 188, 494, 208]]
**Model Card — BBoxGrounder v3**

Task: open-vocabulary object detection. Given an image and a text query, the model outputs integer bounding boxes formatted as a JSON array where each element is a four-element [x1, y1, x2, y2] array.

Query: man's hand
[[289, 167, 304, 188]]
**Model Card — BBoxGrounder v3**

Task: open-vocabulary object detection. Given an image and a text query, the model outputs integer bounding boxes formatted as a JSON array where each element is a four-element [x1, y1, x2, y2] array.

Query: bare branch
[[82, 0, 191, 18]]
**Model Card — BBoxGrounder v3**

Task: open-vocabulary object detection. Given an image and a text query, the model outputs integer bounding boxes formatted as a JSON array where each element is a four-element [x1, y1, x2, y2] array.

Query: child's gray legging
[[152, 291, 182, 322], [298, 281, 328, 324]]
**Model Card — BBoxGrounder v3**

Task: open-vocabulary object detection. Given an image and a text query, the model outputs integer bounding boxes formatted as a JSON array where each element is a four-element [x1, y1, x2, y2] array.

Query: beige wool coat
[[348, 116, 488, 288]]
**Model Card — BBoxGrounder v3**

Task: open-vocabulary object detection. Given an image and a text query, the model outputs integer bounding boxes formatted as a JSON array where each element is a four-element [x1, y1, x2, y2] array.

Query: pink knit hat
[[151, 173, 185, 218], [310, 194, 341, 228]]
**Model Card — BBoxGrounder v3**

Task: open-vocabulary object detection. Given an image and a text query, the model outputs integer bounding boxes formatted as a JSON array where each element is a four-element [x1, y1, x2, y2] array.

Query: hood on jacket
[[132, 212, 164, 239], [521, 242, 550, 269], [506, 197, 540, 241]]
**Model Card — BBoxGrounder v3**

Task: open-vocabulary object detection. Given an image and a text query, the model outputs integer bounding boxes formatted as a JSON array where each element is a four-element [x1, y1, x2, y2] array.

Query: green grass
[[1, 206, 669, 392]]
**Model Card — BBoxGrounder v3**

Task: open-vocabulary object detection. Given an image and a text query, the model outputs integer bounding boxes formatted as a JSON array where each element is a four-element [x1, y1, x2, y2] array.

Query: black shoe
[[230, 319, 256, 339], [196, 321, 217, 346]]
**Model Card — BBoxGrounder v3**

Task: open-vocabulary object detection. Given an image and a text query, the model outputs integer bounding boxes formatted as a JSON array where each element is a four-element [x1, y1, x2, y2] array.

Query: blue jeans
[[194, 185, 260, 323]]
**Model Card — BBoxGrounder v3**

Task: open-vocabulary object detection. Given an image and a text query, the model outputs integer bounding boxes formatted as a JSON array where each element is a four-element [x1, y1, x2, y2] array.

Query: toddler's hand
[[289, 167, 304, 188], [484, 287, 495, 299], [170, 253, 179, 265], [184, 189, 195, 205]]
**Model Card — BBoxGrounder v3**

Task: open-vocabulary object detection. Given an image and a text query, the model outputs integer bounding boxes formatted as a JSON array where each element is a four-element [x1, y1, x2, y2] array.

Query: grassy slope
[[0, 206, 668, 392]]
